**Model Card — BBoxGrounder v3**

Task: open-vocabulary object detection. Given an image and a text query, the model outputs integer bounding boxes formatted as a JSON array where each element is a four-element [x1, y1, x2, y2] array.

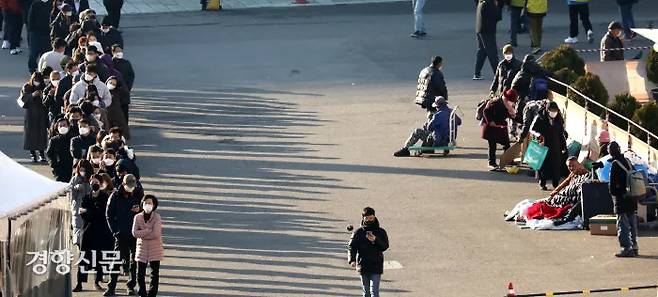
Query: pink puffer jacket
[[132, 212, 164, 263]]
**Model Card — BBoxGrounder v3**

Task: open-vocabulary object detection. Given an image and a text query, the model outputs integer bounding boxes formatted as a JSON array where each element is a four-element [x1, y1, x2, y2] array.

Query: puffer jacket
[[491, 57, 522, 94], [415, 66, 448, 109], [132, 212, 164, 263], [348, 218, 389, 275], [526, 0, 547, 15]]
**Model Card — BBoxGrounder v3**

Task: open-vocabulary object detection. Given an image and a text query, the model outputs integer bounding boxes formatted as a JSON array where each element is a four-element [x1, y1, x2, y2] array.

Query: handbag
[[523, 139, 549, 171]]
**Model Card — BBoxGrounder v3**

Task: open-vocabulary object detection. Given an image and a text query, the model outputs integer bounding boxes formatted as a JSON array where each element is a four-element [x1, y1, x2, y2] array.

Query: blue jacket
[[427, 106, 461, 146]]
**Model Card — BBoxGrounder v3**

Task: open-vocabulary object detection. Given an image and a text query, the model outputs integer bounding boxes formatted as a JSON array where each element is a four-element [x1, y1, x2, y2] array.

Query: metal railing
[[548, 76, 658, 163]]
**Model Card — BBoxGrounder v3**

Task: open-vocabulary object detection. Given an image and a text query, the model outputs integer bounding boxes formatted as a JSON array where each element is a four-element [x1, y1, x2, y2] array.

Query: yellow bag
[[207, 0, 221, 10]]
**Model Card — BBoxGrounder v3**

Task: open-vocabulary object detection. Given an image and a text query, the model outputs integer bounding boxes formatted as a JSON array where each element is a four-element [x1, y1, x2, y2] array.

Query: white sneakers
[[587, 30, 594, 43], [1, 40, 9, 49], [9, 48, 23, 55], [564, 37, 578, 44]]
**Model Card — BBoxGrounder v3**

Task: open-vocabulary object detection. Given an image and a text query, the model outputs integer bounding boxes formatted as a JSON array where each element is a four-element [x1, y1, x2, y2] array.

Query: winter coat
[[428, 105, 461, 147], [348, 219, 389, 275], [69, 76, 112, 106], [491, 57, 522, 94], [106, 186, 141, 239], [80, 191, 114, 252], [113, 57, 135, 93], [0, 0, 21, 14], [415, 66, 448, 109], [50, 12, 72, 41], [530, 111, 567, 180], [42, 82, 62, 117], [476, 0, 500, 35], [98, 28, 123, 53], [600, 31, 624, 62], [19, 83, 49, 151], [526, 0, 547, 15], [107, 89, 130, 138], [63, 0, 90, 20], [80, 60, 112, 83], [46, 132, 74, 182], [28, 0, 51, 34], [481, 98, 512, 143], [70, 174, 91, 246], [511, 59, 551, 99], [609, 155, 638, 213], [70, 132, 96, 162], [132, 212, 164, 263], [55, 74, 74, 107]]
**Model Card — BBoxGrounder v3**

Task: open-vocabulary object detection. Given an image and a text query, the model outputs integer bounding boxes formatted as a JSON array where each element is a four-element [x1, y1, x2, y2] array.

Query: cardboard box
[[589, 214, 617, 236]]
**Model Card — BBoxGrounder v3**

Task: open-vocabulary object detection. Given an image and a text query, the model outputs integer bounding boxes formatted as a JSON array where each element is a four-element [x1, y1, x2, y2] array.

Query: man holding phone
[[348, 207, 390, 297]]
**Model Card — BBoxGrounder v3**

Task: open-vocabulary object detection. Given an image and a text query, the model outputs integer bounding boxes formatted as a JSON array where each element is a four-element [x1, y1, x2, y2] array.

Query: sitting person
[[393, 96, 462, 157], [546, 156, 592, 207]]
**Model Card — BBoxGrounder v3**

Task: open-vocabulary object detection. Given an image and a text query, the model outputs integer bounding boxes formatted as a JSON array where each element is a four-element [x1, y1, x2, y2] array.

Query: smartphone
[[366, 231, 373, 237]]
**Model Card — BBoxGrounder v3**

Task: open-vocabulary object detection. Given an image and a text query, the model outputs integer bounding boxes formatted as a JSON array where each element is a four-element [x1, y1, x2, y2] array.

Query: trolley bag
[[580, 181, 614, 228]]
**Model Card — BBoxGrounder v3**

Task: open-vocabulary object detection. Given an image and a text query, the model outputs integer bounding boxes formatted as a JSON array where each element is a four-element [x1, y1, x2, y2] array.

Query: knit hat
[[597, 130, 611, 143]]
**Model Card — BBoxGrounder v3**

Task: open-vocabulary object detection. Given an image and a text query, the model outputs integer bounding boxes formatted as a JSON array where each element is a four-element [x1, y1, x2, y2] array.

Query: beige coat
[[132, 212, 164, 263]]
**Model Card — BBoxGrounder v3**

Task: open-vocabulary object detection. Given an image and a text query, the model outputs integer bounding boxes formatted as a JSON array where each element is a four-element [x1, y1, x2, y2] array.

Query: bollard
[[508, 283, 516, 297]]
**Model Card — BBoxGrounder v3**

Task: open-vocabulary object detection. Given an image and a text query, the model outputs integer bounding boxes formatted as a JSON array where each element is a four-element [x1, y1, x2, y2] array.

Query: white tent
[[632, 28, 658, 51], [0, 150, 69, 220]]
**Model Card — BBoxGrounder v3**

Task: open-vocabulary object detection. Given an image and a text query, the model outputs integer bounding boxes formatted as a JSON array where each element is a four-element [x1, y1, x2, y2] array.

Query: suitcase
[[580, 181, 614, 228]]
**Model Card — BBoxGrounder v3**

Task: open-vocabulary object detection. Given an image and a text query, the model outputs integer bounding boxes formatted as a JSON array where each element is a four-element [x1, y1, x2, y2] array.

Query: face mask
[[57, 126, 69, 135], [124, 185, 135, 193], [103, 158, 115, 166], [33, 82, 41, 87], [84, 74, 95, 81], [93, 113, 101, 120], [143, 204, 154, 213], [65, 12, 72, 17], [92, 183, 101, 192], [91, 157, 101, 164], [52, 80, 60, 87], [549, 111, 558, 118], [44, 79, 51, 84], [80, 170, 87, 177], [363, 219, 376, 227], [107, 83, 116, 90], [71, 70, 80, 76], [101, 28, 110, 33], [114, 52, 124, 59], [79, 127, 90, 135], [92, 99, 100, 107], [504, 54, 513, 61]]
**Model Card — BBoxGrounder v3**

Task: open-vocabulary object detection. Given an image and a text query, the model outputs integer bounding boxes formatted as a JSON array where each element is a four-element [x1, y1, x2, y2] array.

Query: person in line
[[508, 0, 527, 47], [46, 117, 74, 182], [105, 174, 142, 296], [530, 101, 567, 190], [1, 0, 24, 54], [98, 16, 123, 52], [415, 56, 448, 112], [70, 159, 93, 247], [38, 38, 66, 73], [42, 70, 62, 124], [473, 0, 500, 81], [50, 3, 72, 41], [69, 63, 112, 106], [600, 21, 625, 62], [348, 207, 389, 297], [511, 54, 551, 102], [393, 96, 462, 157], [106, 76, 130, 138], [79, 44, 111, 81], [409, 0, 426, 38], [111, 44, 134, 121], [19, 71, 49, 163], [526, 0, 547, 54], [608, 141, 639, 257], [74, 173, 114, 292], [490, 44, 521, 96], [482, 89, 517, 170], [70, 118, 96, 164], [63, 0, 89, 20], [27, 0, 52, 73], [616, 0, 637, 40], [132, 194, 164, 297], [564, 0, 594, 44]]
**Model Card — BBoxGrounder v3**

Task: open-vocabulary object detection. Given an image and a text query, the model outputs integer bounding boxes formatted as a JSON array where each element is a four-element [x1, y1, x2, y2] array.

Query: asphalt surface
[[1, 1, 658, 296]]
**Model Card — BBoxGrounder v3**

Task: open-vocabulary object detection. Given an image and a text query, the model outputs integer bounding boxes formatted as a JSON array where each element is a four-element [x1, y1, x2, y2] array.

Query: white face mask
[[84, 74, 95, 82], [71, 70, 80, 76], [65, 12, 72, 17], [92, 99, 100, 107], [107, 83, 116, 90], [52, 80, 60, 87], [143, 204, 154, 213], [103, 158, 115, 166], [93, 113, 101, 120], [101, 27, 110, 33], [114, 52, 124, 59], [504, 54, 513, 61], [549, 111, 558, 118], [79, 126, 90, 135], [91, 157, 101, 164], [44, 79, 51, 84], [124, 185, 136, 193], [58, 126, 69, 135]]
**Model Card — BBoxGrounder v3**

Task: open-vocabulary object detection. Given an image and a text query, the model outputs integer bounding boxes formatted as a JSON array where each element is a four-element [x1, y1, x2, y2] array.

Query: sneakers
[[614, 248, 636, 258], [564, 37, 578, 44], [488, 164, 499, 171], [472, 75, 483, 80], [72, 283, 83, 292], [1, 40, 9, 49], [393, 147, 410, 157], [102, 289, 116, 296], [410, 31, 422, 38], [9, 48, 22, 55], [587, 30, 594, 43]]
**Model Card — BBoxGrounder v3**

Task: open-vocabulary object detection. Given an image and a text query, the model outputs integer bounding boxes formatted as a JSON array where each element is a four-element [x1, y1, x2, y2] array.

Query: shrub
[[647, 48, 658, 85], [540, 45, 586, 76], [568, 73, 609, 115], [551, 67, 579, 95], [608, 93, 640, 129], [632, 102, 658, 146]]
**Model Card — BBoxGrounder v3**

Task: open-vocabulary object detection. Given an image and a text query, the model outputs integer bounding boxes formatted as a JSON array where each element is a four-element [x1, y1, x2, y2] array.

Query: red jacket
[[0, 0, 22, 14]]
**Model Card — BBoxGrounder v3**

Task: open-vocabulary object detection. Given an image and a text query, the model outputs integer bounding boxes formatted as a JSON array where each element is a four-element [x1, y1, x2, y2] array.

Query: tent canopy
[[0, 151, 69, 219]]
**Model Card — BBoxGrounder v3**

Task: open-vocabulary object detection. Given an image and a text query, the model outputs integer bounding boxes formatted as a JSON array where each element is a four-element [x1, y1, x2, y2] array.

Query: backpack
[[529, 77, 549, 100], [613, 158, 647, 200], [475, 98, 491, 121]]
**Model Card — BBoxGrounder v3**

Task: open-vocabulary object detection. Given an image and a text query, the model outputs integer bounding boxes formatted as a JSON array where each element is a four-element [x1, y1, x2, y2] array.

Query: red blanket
[[525, 201, 572, 220]]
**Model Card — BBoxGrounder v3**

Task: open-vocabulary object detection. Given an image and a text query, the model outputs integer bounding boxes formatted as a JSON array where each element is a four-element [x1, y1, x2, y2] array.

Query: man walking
[[410, 0, 426, 38], [474, 0, 500, 80], [608, 142, 639, 257], [564, 0, 593, 44], [348, 207, 389, 297], [415, 56, 448, 112]]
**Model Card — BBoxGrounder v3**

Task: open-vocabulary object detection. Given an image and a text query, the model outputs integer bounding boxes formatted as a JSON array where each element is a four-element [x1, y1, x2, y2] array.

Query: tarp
[[0, 150, 69, 219], [631, 28, 658, 51]]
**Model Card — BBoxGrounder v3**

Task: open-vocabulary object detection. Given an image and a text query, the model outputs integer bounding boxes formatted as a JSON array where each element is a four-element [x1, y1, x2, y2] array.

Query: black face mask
[[363, 220, 376, 227], [92, 183, 100, 192]]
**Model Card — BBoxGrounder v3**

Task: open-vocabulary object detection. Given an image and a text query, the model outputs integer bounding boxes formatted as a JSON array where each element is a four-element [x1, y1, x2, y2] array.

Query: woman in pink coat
[[132, 194, 163, 297]]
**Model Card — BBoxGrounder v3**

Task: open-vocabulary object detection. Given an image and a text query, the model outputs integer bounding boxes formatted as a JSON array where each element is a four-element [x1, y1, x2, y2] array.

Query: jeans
[[137, 261, 160, 297], [618, 4, 635, 38], [103, 0, 124, 28], [487, 137, 509, 165], [617, 212, 638, 250], [528, 15, 544, 48], [412, 0, 426, 33], [568, 4, 592, 38], [28, 32, 49, 73], [108, 235, 137, 290], [475, 33, 498, 76], [360, 273, 381, 297]]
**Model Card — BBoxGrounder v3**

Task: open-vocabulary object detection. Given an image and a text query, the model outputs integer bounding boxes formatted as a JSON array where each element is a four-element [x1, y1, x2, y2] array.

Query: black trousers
[[475, 33, 499, 76], [108, 235, 137, 289], [487, 138, 509, 165], [3, 11, 22, 49], [121, 104, 130, 122], [28, 31, 49, 73], [568, 4, 592, 38], [137, 261, 160, 297], [103, 0, 124, 28]]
